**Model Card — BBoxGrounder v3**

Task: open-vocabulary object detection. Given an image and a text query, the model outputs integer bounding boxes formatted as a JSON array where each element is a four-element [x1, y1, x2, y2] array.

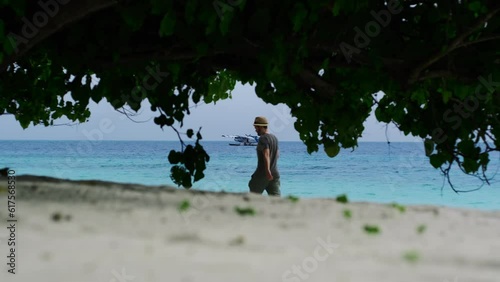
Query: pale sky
[[0, 83, 419, 142]]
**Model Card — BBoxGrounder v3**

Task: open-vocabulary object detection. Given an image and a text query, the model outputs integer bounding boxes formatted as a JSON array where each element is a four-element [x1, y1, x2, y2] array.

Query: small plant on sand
[[178, 200, 191, 212], [432, 209, 439, 216], [287, 195, 299, 203], [52, 212, 62, 222], [390, 203, 406, 213], [403, 250, 420, 263], [51, 212, 71, 222], [363, 224, 380, 234], [235, 206, 256, 216], [229, 235, 245, 246], [416, 224, 427, 234], [336, 194, 349, 204], [343, 209, 352, 219]]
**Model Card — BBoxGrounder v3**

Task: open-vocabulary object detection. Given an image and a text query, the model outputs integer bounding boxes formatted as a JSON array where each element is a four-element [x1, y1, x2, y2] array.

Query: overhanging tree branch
[[1, 0, 499, 187], [1, 0, 121, 72], [297, 69, 336, 100], [407, 7, 500, 85]]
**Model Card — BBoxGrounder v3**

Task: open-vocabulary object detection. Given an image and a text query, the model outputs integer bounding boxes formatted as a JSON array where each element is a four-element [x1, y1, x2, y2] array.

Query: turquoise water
[[1, 140, 499, 210]]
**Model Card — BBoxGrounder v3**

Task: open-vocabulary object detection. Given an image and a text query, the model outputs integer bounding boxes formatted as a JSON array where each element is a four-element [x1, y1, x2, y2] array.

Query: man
[[248, 116, 280, 196]]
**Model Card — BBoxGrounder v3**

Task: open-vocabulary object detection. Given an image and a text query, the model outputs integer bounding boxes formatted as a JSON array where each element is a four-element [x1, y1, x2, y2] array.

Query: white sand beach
[[1, 175, 499, 282]]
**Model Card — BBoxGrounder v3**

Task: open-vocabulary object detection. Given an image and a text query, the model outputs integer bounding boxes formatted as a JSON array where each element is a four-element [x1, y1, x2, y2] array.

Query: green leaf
[[320, 57, 330, 70], [213, 0, 234, 20], [468, 1, 481, 13], [343, 209, 352, 219], [403, 250, 420, 263], [165, 117, 174, 126], [120, 5, 146, 31], [235, 206, 256, 216], [185, 0, 197, 24], [390, 203, 406, 213], [219, 10, 234, 35], [429, 154, 445, 168], [204, 92, 213, 103], [332, 2, 341, 16], [479, 153, 489, 166], [178, 200, 190, 212], [446, 24, 457, 39], [462, 158, 480, 173], [205, 12, 218, 35], [411, 89, 428, 104], [3, 35, 16, 55], [424, 138, 434, 157], [170, 165, 192, 188], [324, 143, 340, 157], [457, 139, 476, 156], [292, 3, 308, 32], [336, 194, 348, 204], [416, 225, 426, 234], [168, 150, 181, 164], [195, 42, 209, 56], [193, 167, 205, 182], [442, 90, 452, 103], [363, 225, 380, 234], [159, 12, 176, 37]]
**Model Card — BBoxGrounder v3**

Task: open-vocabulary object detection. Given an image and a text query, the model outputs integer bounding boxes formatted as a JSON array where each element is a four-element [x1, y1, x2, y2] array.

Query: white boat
[[222, 134, 259, 146]]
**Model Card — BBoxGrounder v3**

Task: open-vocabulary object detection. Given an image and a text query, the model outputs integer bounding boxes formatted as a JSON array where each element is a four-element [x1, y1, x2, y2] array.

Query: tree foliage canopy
[[1, 0, 499, 189]]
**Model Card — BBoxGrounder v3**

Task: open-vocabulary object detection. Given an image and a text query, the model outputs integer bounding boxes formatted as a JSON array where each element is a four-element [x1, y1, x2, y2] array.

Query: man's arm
[[263, 148, 273, 181]]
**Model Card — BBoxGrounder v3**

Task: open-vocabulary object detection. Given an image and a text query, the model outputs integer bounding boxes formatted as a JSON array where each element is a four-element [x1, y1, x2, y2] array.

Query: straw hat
[[253, 116, 268, 126]]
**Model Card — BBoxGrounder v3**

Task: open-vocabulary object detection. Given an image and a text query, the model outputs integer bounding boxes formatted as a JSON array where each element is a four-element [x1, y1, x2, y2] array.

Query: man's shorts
[[248, 175, 281, 196]]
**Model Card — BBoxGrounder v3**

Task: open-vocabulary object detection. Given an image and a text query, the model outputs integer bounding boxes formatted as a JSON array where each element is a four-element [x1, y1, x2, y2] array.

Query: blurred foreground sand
[[1, 175, 499, 282]]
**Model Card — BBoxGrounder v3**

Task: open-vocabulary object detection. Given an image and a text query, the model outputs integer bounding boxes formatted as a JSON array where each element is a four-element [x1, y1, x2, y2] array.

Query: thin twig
[[115, 107, 152, 123], [458, 34, 500, 48]]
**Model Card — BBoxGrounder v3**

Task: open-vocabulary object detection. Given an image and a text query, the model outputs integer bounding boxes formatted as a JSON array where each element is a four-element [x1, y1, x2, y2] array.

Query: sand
[[0, 175, 499, 282]]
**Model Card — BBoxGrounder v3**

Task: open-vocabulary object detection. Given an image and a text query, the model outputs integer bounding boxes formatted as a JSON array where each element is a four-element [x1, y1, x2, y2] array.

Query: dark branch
[[297, 69, 336, 99], [407, 7, 500, 85], [458, 34, 500, 48]]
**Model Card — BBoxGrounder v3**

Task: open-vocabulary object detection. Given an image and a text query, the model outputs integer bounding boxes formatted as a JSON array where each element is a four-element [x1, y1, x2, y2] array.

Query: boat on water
[[222, 134, 259, 146]]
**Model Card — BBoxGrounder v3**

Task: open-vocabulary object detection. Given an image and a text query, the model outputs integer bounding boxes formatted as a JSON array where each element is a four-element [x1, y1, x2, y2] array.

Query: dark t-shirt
[[255, 133, 280, 178]]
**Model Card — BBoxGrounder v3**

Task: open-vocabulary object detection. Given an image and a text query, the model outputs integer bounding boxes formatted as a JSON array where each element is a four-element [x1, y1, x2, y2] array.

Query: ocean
[[1, 140, 499, 210]]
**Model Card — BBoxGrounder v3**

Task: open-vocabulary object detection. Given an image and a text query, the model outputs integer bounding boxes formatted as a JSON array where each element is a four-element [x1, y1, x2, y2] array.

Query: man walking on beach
[[248, 116, 280, 196]]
